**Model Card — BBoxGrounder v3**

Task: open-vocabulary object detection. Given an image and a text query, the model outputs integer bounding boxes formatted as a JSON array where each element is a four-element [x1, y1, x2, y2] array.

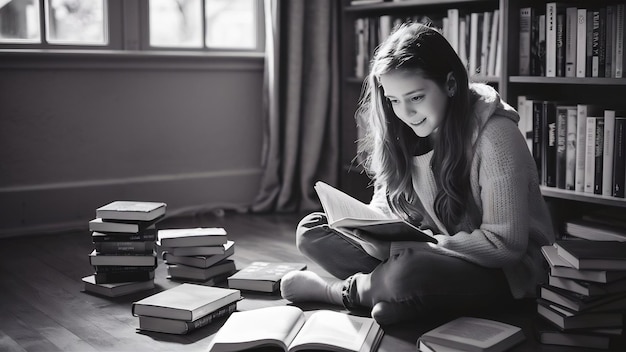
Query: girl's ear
[[445, 72, 457, 97]]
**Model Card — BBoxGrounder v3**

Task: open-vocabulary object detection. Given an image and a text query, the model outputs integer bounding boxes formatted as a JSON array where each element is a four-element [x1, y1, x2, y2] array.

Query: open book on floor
[[314, 181, 437, 243], [207, 306, 383, 352]]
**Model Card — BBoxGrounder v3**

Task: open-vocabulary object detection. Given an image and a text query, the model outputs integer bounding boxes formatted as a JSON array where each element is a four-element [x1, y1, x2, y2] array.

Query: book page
[[422, 317, 522, 350], [289, 310, 374, 352], [314, 181, 393, 225]]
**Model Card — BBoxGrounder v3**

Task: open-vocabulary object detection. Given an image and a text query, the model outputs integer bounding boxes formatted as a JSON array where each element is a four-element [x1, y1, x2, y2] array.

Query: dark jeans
[[296, 212, 514, 317]]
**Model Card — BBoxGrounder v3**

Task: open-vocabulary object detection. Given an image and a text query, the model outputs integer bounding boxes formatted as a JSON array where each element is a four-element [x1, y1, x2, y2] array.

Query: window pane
[[149, 0, 202, 48], [205, 0, 256, 49], [0, 0, 41, 42], [46, 0, 106, 45]]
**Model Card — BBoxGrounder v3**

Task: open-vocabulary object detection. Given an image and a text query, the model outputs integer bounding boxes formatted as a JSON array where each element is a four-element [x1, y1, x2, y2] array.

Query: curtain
[[252, 0, 340, 212]]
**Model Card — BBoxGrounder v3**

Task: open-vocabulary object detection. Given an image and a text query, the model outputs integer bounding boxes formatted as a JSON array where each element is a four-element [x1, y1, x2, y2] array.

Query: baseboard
[[0, 169, 262, 238]]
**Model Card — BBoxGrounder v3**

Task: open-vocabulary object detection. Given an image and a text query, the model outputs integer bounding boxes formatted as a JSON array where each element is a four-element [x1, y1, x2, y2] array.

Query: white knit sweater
[[369, 83, 555, 298]]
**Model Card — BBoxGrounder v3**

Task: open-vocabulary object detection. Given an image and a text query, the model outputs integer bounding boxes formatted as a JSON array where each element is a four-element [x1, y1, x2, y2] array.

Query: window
[[0, 0, 264, 52]]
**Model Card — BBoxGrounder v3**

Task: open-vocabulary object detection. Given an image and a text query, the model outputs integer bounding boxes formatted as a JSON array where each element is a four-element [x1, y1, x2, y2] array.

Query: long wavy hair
[[357, 22, 475, 233]]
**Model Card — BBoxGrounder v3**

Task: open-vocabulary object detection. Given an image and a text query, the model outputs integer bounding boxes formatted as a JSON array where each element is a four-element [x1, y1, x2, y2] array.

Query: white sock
[[280, 271, 344, 306]]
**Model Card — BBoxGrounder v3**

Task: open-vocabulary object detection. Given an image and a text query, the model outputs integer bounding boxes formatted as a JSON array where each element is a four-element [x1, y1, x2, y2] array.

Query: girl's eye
[[388, 98, 399, 105], [411, 95, 424, 102]]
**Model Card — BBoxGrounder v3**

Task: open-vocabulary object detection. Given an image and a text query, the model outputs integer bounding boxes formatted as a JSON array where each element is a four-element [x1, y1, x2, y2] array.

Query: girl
[[280, 23, 555, 324]]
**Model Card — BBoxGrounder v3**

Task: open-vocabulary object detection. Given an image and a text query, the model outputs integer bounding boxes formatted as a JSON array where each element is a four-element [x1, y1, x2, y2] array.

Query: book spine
[[584, 116, 597, 193], [565, 107, 577, 190], [602, 110, 616, 196], [533, 101, 544, 183], [586, 9, 594, 77], [91, 230, 157, 242], [613, 117, 626, 197], [598, 7, 606, 78], [556, 106, 568, 188], [592, 10, 601, 77], [94, 270, 154, 284], [480, 11, 491, 76], [546, 2, 557, 77], [594, 118, 605, 194], [447, 9, 459, 54], [487, 9, 499, 76], [576, 9, 587, 77], [520, 7, 532, 75], [94, 241, 155, 255], [530, 9, 541, 76], [94, 265, 156, 273], [184, 302, 237, 334], [556, 12, 566, 76], [565, 7, 577, 77], [575, 105, 588, 192], [545, 101, 557, 187], [614, 4, 626, 78], [605, 5, 614, 78]]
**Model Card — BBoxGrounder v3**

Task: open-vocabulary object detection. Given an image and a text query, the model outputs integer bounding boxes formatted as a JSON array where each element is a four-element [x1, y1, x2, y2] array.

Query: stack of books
[[536, 240, 626, 350], [157, 227, 236, 284], [82, 200, 167, 297], [133, 283, 240, 335]]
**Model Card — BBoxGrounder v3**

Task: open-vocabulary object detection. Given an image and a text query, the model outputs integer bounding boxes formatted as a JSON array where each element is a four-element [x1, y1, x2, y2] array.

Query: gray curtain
[[252, 0, 340, 212]]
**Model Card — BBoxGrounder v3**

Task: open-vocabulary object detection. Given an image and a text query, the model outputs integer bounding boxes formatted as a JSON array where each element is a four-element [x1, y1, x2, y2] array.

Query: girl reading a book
[[280, 22, 555, 324]]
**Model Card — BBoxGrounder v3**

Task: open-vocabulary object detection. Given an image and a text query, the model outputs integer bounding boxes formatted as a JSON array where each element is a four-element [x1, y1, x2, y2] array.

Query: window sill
[[0, 49, 265, 71]]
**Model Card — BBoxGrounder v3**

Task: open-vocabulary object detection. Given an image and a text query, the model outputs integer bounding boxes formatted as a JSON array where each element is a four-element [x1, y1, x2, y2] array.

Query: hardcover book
[[166, 259, 237, 282], [535, 318, 626, 350], [89, 216, 162, 234], [91, 229, 157, 243], [539, 284, 626, 313], [94, 241, 156, 255], [227, 261, 307, 293], [162, 241, 234, 268], [536, 300, 623, 330], [132, 283, 241, 321], [157, 228, 228, 248], [137, 301, 237, 335], [548, 274, 626, 297], [94, 269, 155, 284], [160, 240, 233, 257], [207, 306, 383, 352], [88, 249, 157, 267], [96, 201, 166, 222], [542, 245, 626, 283], [82, 275, 155, 297], [417, 316, 525, 352], [555, 240, 626, 270]]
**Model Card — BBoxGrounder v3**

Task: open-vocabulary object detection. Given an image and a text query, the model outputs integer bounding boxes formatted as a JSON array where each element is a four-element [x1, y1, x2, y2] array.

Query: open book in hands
[[314, 181, 437, 243], [207, 306, 383, 352]]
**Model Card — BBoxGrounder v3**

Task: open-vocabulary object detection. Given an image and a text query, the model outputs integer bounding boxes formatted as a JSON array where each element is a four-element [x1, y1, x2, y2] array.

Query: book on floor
[[157, 227, 228, 248], [536, 300, 623, 330], [416, 316, 525, 352], [88, 249, 157, 267], [81, 275, 155, 297], [534, 318, 626, 350], [94, 240, 156, 255], [539, 284, 626, 313], [89, 216, 163, 233], [541, 245, 626, 283], [159, 240, 234, 257], [166, 259, 237, 282], [554, 240, 626, 270], [227, 261, 307, 293], [548, 274, 626, 297], [91, 229, 157, 242], [94, 269, 155, 284], [137, 301, 237, 335], [132, 283, 241, 321], [207, 306, 383, 352], [162, 241, 235, 268], [96, 201, 166, 222], [313, 181, 437, 243]]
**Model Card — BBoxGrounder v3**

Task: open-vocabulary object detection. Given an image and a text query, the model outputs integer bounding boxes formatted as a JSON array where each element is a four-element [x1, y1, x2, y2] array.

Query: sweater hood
[[469, 83, 519, 143]]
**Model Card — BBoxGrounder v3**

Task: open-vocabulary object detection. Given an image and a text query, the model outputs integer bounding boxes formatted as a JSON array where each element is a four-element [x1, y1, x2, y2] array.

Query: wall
[[0, 52, 265, 237]]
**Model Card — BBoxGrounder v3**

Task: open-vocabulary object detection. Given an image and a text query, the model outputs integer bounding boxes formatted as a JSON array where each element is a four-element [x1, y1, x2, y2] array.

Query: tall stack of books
[[81, 200, 166, 297], [157, 228, 236, 284], [133, 283, 240, 335], [536, 240, 626, 350]]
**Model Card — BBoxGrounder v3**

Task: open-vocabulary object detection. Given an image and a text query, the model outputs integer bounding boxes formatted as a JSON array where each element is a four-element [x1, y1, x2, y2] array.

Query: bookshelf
[[338, 0, 626, 228]]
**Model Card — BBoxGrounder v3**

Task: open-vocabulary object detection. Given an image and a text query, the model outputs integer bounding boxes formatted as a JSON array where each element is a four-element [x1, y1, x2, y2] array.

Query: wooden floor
[[0, 211, 591, 352]]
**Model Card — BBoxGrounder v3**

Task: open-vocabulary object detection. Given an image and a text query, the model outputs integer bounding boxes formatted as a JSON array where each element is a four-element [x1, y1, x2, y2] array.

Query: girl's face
[[379, 69, 450, 137]]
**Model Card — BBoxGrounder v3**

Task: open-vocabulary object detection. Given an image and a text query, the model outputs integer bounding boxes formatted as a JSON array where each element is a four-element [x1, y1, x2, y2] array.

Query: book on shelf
[[227, 261, 307, 293], [534, 318, 626, 350], [576, 8, 587, 77], [314, 181, 436, 242], [543, 101, 557, 187], [160, 240, 233, 257], [602, 109, 616, 196], [96, 201, 166, 222], [615, 4, 625, 78], [565, 7, 577, 77], [88, 249, 157, 267], [555, 105, 569, 189], [166, 259, 237, 282], [132, 283, 241, 321], [564, 218, 626, 242], [546, 2, 564, 77], [94, 240, 156, 255], [416, 316, 525, 352], [548, 274, 626, 297], [536, 300, 623, 330], [564, 105, 577, 190], [539, 284, 626, 313], [157, 227, 228, 248], [554, 240, 626, 271], [556, 10, 566, 76], [137, 301, 237, 335], [519, 7, 532, 75], [89, 217, 162, 233], [94, 269, 155, 284], [81, 275, 155, 297], [542, 245, 626, 283], [207, 306, 383, 352], [614, 116, 626, 198], [162, 241, 235, 268], [91, 229, 157, 243]]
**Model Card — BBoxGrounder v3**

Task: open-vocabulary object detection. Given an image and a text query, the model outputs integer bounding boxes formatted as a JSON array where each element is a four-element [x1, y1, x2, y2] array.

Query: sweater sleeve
[[368, 180, 394, 217], [432, 117, 532, 268]]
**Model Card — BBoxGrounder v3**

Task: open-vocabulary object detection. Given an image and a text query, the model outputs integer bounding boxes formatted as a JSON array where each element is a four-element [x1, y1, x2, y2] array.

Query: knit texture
[[370, 83, 555, 298]]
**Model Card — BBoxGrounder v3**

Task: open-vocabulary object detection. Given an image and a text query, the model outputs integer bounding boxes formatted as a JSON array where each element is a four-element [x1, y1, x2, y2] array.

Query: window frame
[[0, 0, 265, 55]]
